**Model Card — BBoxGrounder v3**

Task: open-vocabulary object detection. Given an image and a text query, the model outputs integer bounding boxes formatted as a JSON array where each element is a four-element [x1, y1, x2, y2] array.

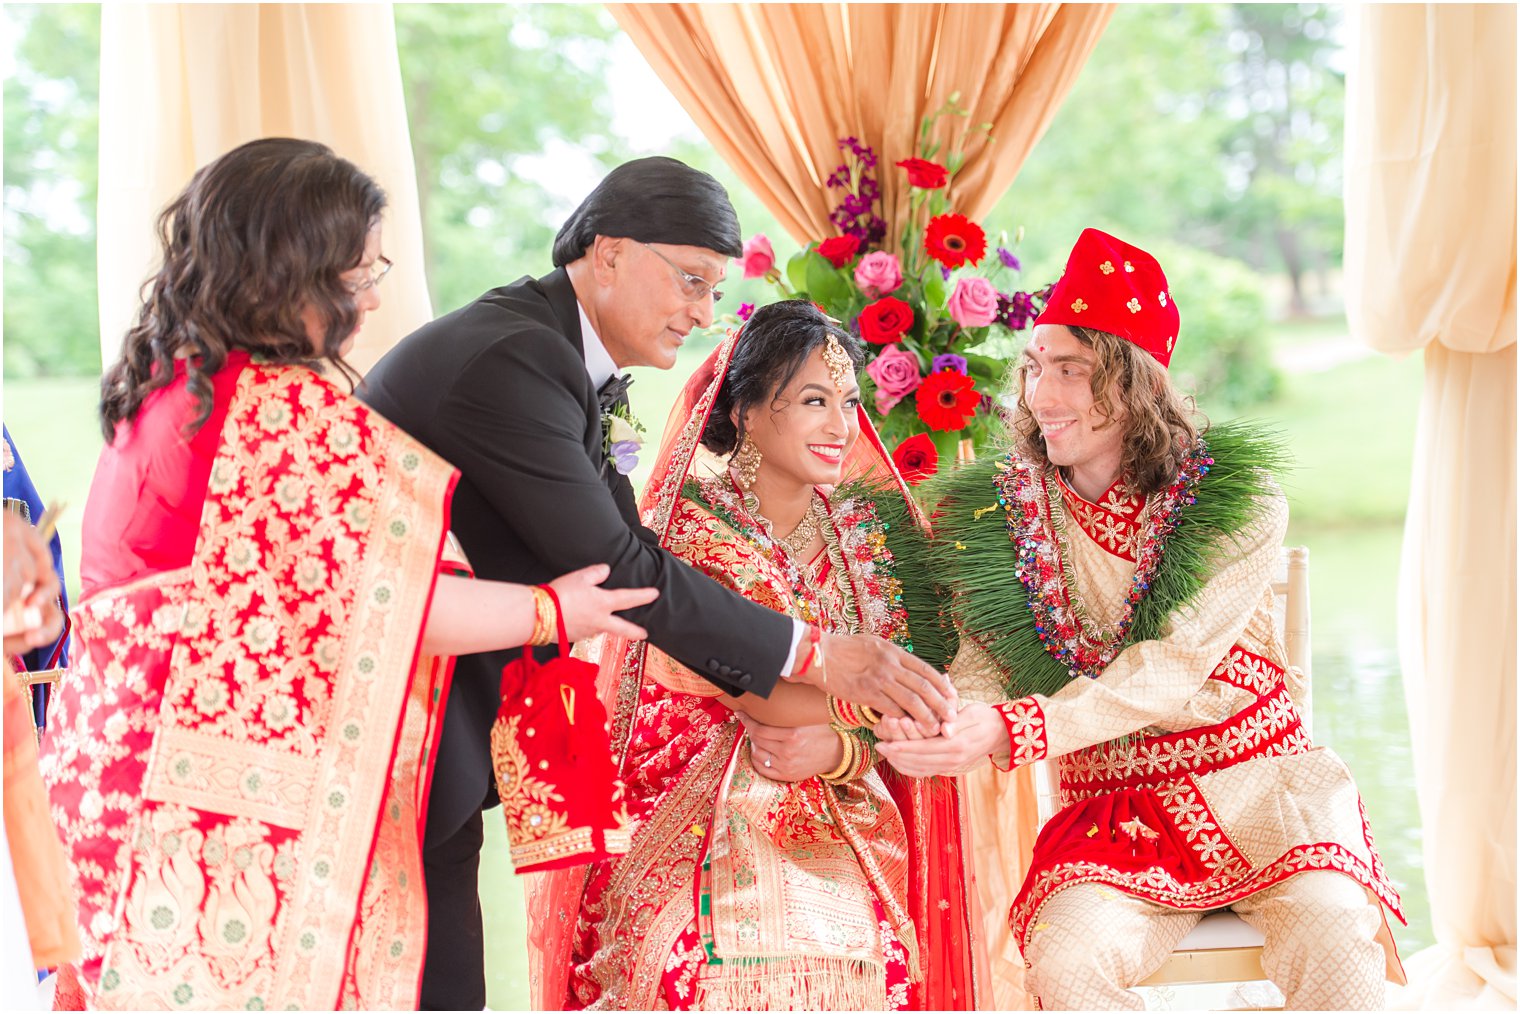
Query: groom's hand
[[794, 632, 958, 731], [876, 701, 1010, 777]]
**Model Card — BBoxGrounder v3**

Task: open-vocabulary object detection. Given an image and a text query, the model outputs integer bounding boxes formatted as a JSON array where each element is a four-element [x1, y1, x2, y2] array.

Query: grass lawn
[[1216, 346, 1423, 530]]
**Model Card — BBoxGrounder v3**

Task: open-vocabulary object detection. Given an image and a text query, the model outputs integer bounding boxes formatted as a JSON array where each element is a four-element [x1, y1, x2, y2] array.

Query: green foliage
[[1153, 242, 1280, 412], [393, 3, 624, 316], [987, 3, 1345, 316], [3, 4, 102, 377]]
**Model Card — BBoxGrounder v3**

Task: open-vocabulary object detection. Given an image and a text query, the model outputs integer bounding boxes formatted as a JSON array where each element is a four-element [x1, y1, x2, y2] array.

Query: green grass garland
[[920, 421, 1289, 702]]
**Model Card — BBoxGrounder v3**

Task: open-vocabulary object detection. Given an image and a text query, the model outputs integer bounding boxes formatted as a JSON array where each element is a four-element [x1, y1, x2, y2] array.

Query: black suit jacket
[[360, 269, 792, 841]]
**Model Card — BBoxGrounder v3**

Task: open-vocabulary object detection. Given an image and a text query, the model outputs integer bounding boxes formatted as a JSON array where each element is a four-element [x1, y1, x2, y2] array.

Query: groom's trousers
[[1022, 870, 1386, 1009]]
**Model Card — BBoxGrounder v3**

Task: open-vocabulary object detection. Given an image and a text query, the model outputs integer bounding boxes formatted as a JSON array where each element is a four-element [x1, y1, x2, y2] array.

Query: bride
[[527, 300, 978, 1010]]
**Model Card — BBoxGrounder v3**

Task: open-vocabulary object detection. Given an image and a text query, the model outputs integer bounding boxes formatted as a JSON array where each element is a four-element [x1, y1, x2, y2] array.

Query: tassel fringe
[[694, 954, 887, 1012]]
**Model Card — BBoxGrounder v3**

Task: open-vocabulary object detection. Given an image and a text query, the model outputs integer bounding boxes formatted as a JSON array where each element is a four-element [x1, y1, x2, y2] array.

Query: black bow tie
[[597, 373, 634, 413]]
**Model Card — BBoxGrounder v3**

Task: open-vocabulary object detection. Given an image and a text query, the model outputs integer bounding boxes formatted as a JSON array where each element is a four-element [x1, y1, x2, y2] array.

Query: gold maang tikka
[[820, 333, 853, 392]]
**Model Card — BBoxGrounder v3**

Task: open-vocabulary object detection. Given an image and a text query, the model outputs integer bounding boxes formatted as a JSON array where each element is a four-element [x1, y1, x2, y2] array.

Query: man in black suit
[[360, 156, 956, 1009]]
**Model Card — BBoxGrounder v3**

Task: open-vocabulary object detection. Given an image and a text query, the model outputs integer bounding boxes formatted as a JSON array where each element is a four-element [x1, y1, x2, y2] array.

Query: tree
[[1214, 3, 1345, 315], [3, 3, 102, 377], [394, 3, 625, 317], [988, 4, 1345, 318]]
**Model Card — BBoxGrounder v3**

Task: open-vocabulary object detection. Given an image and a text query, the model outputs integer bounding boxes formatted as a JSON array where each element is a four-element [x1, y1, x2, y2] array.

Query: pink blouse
[[80, 352, 251, 597]]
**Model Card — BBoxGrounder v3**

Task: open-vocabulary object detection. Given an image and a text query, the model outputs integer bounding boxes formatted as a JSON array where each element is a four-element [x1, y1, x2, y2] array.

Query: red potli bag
[[489, 585, 628, 873]]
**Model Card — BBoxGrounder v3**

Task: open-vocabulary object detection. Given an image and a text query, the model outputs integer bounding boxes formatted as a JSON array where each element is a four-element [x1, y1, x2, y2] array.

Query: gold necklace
[[778, 495, 825, 558]]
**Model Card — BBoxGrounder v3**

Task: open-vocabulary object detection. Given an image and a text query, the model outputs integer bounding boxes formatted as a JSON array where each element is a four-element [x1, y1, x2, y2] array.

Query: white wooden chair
[[1032, 546, 1311, 998]]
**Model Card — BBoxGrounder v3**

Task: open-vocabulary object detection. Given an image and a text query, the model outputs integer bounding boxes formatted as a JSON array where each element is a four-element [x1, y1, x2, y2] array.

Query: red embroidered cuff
[[992, 697, 1048, 771]]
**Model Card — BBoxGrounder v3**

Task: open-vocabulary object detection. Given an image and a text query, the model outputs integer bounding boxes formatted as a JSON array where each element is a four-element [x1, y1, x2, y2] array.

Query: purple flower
[[941, 265, 952, 281], [932, 353, 969, 376], [611, 440, 640, 475], [996, 290, 1040, 331], [737, 302, 755, 322], [997, 247, 1021, 270]]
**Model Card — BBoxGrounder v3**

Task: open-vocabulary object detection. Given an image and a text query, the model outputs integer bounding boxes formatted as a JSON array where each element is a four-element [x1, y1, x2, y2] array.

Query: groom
[[360, 156, 957, 1009]]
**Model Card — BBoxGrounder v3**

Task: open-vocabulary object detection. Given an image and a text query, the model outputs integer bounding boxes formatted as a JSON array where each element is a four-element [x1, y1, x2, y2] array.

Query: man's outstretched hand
[[793, 632, 958, 734]]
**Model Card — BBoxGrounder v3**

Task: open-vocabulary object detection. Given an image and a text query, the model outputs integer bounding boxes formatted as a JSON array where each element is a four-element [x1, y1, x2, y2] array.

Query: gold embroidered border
[[147, 726, 313, 830]]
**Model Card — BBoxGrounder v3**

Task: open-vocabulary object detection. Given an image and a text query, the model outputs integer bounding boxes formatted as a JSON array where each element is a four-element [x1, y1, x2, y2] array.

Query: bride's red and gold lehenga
[[39, 353, 459, 1010], [526, 330, 979, 1011]]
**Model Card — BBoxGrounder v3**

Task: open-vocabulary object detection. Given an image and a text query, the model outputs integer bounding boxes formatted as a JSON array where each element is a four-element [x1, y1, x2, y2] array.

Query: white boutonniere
[[602, 405, 646, 476]]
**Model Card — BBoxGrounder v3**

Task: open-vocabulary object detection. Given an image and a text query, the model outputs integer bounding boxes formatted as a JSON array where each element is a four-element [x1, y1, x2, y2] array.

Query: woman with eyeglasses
[[38, 137, 657, 1010]]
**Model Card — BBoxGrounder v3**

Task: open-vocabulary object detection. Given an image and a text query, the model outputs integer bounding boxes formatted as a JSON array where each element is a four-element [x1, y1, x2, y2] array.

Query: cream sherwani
[[952, 471, 1405, 1009]]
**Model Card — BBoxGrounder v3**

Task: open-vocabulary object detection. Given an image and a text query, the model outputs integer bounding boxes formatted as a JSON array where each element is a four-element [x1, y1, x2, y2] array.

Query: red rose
[[817, 234, 862, 268], [892, 433, 940, 485], [896, 157, 949, 189], [915, 369, 980, 431], [924, 213, 988, 269], [858, 297, 914, 345]]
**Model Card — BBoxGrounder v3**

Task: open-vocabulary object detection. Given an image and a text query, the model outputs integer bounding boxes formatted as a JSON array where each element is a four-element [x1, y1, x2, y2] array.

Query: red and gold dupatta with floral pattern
[[527, 328, 980, 1009], [40, 362, 458, 1010]]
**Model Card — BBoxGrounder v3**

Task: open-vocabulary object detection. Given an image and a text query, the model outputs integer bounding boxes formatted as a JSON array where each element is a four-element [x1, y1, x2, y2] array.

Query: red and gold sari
[[527, 331, 979, 1011], [39, 358, 458, 1009]]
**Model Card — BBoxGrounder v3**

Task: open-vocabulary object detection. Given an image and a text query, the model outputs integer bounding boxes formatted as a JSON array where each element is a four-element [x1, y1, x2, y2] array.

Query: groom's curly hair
[[702, 300, 865, 456], [1008, 325, 1204, 496]]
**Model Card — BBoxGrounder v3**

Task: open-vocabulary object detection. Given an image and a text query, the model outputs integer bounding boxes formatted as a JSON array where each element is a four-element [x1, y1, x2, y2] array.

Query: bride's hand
[[738, 714, 843, 782], [547, 564, 659, 642], [873, 714, 928, 742], [875, 701, 1010, 777]]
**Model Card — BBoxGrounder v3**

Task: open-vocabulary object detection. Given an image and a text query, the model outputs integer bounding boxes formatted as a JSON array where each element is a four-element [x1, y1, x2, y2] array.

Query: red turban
[[1033, 228, 1180, 367]]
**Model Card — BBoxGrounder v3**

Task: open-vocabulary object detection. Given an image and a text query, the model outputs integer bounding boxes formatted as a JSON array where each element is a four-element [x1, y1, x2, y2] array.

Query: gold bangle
[[858, 705, 882, 726], [847, 732, 876, 780], [819, 724, 856, 782], [529, 586, 557, 646], [828, 694, 871, 730]]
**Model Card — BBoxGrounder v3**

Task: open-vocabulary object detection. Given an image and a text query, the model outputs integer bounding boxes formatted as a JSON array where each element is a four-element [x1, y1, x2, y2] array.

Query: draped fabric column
[[1344, 5, 1516, 1008], [96, 3, 430, 376], [608, 3, 1112, 247]]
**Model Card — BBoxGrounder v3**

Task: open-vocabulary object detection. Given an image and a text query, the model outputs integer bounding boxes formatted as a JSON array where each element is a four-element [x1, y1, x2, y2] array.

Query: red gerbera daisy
[[924, 213, 987, 269], [915, 369, 980, 431]]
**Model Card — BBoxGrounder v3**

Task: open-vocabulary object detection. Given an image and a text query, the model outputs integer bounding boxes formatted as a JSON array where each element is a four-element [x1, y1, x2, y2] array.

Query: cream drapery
[[608, 3, 1112, 248], [97, 3, 430, 377], [1344, 5, 1516, 1008]]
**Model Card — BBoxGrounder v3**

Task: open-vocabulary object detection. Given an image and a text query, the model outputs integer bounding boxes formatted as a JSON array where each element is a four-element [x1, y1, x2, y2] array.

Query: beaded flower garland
[[994, 438, 1214, 680]]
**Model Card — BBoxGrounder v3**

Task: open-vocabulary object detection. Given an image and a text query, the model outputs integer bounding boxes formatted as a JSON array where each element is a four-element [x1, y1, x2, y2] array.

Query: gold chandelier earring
[[731, 434, 763, 489]]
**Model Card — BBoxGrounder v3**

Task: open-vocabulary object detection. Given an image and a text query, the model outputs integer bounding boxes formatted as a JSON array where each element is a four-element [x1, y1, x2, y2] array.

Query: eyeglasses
[[343, 255, 393, 295], [640, 243, 723, 304]]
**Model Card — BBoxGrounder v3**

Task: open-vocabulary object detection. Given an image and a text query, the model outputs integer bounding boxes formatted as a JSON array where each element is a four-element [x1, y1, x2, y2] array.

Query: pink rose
[[865, 344, 923, 413], [854, 250, 903, 298], [741, 234, 775, 279], [946, 275, 999, 328]]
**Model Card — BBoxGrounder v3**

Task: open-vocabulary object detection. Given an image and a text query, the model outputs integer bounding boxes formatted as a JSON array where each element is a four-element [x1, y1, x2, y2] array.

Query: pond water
[[1287, 521, 1431, 953]]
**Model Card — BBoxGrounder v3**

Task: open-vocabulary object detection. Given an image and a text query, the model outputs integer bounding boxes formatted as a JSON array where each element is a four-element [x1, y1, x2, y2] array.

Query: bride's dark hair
[[99, 137, 386, 441], [702, 300, 866, 455]]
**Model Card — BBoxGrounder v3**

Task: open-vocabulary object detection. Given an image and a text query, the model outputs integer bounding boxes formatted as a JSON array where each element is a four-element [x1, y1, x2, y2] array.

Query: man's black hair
[[552, 156, 743, 266]]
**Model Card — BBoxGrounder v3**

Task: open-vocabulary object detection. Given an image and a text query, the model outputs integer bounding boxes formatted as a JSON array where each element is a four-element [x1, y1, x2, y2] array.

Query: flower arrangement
[[738, 98, 1049, 483]]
